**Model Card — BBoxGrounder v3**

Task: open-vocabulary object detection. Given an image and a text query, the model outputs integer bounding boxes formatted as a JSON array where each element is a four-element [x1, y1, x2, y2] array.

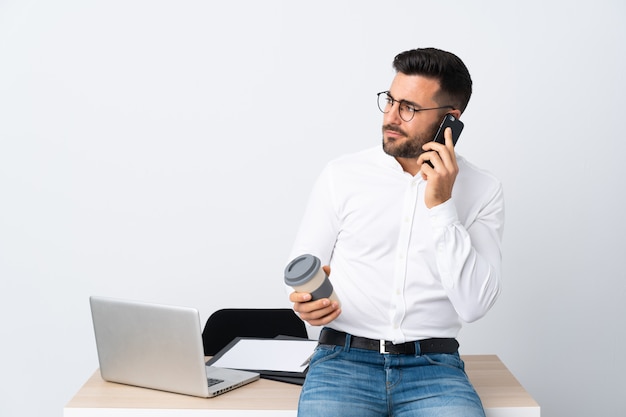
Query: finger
[[306, 308, 342, 326], [293, 297, 330, 314], [289, 291, 311, 303], [300, 303, 341, 326], [444, 126, 454, 148], [417, 149, 437, 169], [421, 150, 442, 170], [441, 127, 458, 169], [322, 265, 331, 276]]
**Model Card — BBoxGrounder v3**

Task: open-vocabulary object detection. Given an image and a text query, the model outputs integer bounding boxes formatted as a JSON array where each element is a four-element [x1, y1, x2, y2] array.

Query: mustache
[[382, 124, 407, 137]]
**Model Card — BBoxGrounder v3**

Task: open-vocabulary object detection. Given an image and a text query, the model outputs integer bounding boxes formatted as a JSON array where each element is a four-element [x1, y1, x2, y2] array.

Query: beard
[[382, 120, 440, 158]]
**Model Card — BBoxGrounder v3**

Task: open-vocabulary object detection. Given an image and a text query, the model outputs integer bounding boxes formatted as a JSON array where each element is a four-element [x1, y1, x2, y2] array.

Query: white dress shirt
[[289, 145, 504, 343]]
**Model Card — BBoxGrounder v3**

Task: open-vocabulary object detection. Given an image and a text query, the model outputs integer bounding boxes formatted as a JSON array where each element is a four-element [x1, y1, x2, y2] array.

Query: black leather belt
[[319, 328, 459, 355]]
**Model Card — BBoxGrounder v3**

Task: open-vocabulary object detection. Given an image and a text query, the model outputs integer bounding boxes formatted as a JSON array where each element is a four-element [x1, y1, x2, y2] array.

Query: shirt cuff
[[428, 198, 459, 229]]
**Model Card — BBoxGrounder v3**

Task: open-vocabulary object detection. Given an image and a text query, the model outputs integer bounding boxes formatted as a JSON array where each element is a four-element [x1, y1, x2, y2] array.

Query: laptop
[[89, 295, 260, 398]]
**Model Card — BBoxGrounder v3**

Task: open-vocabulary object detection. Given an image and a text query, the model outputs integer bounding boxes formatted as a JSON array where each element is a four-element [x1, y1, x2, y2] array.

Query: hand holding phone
[[433, 114, 464, 146], [424, 114, 464, 168]]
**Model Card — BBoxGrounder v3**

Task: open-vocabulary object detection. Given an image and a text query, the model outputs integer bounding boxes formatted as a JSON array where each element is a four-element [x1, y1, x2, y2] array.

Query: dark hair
[[392, 47, 472, 113]]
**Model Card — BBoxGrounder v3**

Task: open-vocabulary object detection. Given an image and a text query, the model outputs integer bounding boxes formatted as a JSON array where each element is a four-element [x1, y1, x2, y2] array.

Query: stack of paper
[[206, 337, 318, 385]]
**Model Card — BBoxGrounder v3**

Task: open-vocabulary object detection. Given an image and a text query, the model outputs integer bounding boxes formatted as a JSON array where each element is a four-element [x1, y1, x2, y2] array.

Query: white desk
[[64, 355, 539, 417]]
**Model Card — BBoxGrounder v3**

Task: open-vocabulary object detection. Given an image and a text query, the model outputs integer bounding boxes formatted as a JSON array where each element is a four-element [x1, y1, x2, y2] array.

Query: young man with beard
[[287, 47, 504, 417]]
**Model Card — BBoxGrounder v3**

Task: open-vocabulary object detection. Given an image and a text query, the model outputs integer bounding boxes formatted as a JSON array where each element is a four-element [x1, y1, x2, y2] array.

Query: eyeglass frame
[[376, 91, 455, 122]]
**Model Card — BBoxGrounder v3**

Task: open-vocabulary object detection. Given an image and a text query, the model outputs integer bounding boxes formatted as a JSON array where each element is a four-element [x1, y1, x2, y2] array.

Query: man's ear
[[449, 109, 462, 120]]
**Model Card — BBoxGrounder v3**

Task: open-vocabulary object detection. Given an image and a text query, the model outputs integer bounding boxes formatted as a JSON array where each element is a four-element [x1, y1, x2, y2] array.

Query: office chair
[[202, 308, 309, 356]]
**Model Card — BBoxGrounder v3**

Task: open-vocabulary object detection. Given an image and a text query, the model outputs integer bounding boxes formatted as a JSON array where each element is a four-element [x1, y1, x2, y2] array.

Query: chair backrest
[[202, 308, 308, 356]]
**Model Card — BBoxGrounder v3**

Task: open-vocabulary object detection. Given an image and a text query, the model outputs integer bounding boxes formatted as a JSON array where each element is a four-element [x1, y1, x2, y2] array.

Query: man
[[288, 47, 504, 417]]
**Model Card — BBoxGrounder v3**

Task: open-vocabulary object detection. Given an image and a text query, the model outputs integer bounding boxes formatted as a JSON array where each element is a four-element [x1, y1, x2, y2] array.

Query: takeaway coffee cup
[[284, 254, 339, 305]]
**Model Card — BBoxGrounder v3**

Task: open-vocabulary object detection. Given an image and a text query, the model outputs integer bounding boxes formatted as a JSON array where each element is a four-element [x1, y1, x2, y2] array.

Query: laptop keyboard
[[207, 377, 224, 387]]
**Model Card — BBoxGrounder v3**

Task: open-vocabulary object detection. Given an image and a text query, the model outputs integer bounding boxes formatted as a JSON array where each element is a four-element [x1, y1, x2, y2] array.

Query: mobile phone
[[433, 114, 464, 146]]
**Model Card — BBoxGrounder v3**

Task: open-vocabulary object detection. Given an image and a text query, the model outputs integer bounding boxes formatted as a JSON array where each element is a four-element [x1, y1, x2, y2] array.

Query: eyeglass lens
[[377, 92, 414, 122]]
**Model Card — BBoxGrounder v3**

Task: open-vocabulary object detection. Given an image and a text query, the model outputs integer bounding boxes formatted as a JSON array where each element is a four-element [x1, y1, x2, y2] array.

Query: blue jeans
[[298, 334, 485, 417]]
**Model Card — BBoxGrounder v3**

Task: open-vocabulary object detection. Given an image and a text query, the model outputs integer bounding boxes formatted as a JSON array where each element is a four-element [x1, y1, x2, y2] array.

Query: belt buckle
[[379, 339, 390, 354]]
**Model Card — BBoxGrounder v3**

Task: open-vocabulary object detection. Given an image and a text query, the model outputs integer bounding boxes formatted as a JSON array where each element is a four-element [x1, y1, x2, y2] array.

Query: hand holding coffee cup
[[284, 254, 340, 306]]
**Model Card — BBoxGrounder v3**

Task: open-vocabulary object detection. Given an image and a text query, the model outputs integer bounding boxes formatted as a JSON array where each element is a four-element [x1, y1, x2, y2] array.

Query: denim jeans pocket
[[422, 352, 465, 371], [309, 344, 343, 368]]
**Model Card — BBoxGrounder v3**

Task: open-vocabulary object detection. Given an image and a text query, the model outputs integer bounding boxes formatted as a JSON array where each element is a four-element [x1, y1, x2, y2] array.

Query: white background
[[1, 1, 625, 416]]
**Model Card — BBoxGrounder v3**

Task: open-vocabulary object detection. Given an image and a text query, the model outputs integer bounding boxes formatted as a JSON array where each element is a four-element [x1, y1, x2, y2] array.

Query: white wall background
[[1, 1, 625, 416]]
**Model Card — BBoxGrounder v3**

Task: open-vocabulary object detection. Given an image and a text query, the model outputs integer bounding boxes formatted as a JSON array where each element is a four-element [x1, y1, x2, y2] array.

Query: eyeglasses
[[376, 91, 454, 122]]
